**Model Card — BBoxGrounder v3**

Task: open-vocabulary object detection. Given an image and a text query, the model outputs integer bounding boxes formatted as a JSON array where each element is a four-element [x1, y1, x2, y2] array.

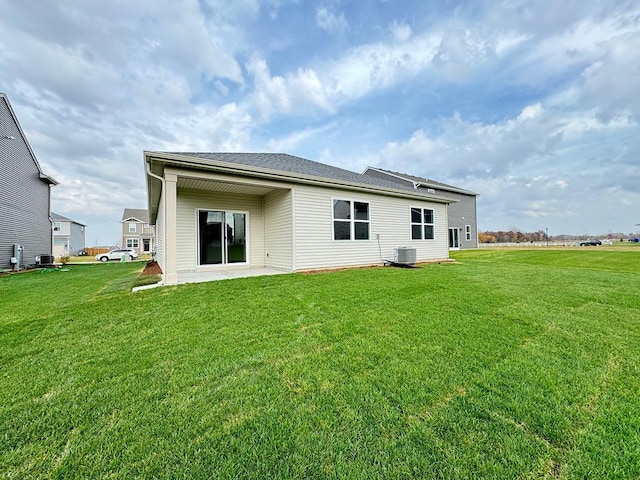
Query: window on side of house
[[333, 199, 370, 240], [53, 222, 61, 231], [129, 223, 136, 233], [465, 225, 471, 241], [411, 207, 435, 240], [127, 238, 139, 248]]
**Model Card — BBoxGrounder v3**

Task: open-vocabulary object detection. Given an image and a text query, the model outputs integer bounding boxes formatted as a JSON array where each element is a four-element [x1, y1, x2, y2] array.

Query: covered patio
[[177, 266, 288, 285]]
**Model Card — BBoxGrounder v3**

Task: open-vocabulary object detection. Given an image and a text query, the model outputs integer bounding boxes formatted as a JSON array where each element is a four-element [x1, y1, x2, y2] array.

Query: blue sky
[[1, 0, 639, 245]]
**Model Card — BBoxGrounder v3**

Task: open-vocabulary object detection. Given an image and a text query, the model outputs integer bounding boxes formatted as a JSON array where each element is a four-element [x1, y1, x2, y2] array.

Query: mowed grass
[[1, 250, 639, 479]]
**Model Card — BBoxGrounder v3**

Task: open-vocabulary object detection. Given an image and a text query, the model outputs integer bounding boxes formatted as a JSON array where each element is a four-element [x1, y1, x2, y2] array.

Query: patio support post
[[164, 173, 178, 285]]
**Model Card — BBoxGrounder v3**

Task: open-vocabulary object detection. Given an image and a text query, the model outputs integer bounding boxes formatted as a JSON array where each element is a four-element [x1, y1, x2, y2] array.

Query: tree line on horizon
[[478, 230, 632, 244]]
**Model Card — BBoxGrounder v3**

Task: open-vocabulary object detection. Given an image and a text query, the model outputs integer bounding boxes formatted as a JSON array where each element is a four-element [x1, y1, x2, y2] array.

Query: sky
[[1, 0, 639, 245]]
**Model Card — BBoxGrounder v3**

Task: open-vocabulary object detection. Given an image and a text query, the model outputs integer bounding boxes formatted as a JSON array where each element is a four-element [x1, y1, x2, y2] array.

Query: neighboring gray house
[[363, 167, 479, 250], [0, 93, 58, 270], [51, 212, 86, 257], [145, 152, 456, 285], [121, 208, 155, 255]]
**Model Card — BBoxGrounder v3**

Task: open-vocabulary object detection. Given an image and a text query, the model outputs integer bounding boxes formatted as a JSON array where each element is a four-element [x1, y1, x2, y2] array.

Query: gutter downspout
[[146, 161, 166, 283]]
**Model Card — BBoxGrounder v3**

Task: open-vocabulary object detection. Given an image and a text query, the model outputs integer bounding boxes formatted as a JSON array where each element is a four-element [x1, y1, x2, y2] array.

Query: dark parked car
[[579, 239, 602, 246]]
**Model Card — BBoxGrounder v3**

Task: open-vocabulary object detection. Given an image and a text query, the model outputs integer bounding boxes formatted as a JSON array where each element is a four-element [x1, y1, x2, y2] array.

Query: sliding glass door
[[199, 210, 247, 265], [449, 228, 460, 249]]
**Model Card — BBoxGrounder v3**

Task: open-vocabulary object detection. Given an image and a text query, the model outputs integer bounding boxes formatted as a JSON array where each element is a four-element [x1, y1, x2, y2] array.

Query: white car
[[95, 248, 139, 262]]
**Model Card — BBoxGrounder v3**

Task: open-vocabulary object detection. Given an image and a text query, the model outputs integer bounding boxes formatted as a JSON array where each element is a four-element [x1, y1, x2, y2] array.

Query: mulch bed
[[141, 260, 162, 276]]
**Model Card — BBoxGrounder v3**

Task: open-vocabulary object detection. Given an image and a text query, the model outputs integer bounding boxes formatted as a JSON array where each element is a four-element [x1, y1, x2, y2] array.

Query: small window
[[53, 222, 61, 232], [128, 223, 136, 233], [465, 225, 471, 241], [333, 199, 370, 240], [411, 207, 435, 240]]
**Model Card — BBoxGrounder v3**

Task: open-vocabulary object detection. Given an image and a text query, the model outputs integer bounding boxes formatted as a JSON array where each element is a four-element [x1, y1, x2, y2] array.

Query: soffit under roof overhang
[[177, 176, 280, 196]]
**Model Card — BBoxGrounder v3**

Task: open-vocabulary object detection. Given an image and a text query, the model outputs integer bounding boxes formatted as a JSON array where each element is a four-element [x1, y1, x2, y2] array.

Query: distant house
[[121, 208, 155, 255], [363, 168, 479, 250], [51, 212, 86, 257], [144, 152, 455, 285], [0, 93, 58, 270]]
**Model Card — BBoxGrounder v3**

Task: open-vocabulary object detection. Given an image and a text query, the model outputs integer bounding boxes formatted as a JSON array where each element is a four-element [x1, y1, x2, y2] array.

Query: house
[[121, 208, 155, 255], [144, 151, 456, 285], [0, 93, 58, 270], [51, 212, 86, 257], [363, 167, 479, 250]]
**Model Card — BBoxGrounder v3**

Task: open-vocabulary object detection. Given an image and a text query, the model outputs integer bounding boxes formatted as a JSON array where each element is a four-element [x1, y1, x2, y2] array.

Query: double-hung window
[[465, 225, 471, 241], [411, 207, 434, 240], [128, 223, 137, 233], [333, 199, 370, 240]]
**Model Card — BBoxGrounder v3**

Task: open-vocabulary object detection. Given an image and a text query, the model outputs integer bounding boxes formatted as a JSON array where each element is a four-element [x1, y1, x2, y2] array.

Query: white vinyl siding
[[53, 221, 71, 235], [264, 189, 293, 270], [292, 184, 448, 271], [176, 189, 264, 272]]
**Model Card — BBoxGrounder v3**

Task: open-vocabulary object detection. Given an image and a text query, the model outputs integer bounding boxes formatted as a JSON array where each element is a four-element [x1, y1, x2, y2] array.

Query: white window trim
[[411, 207, 435, 240], [465, 225, 471, 241], [331, 198, 371, 241], [128, 223, 137, 233]]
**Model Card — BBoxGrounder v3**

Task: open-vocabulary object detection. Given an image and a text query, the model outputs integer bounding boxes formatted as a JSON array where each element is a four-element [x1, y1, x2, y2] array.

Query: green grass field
[[1, 250, 639, 478]]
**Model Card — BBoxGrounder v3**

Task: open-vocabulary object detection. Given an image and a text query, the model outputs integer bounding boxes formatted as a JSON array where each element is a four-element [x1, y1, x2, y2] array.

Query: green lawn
[[1, 250, 639, 479]]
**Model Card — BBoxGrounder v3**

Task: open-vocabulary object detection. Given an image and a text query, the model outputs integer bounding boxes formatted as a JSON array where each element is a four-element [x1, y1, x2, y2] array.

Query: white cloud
[[246, 56, 334, 118], [316, 6, 348, 34], [389, 21, 412, 42], [580, 31, 640, 121], [266, 122, 337, 152], [2, 0, 640, 241], [379, 104, 562, 180]]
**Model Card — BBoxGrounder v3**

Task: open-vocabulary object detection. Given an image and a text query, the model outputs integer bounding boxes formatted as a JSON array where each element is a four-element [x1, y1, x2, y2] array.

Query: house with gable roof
[[0, 92, 58, 270], [363, 167, 479, 250], [144, 151, 459, 285], [51, 212, 86, 257], [121, 208, 155, 255]]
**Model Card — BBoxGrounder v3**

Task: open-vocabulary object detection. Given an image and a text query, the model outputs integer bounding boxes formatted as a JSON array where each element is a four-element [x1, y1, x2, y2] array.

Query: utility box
[[12, 244, 23, 271], [396, 247, 416, 265]]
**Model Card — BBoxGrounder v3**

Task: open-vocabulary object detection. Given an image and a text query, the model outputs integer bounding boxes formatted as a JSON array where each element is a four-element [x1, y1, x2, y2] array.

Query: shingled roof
[[121, 208, 149, 223], [155, 152, 440, 196], [144, 151, 460, 226], [365, 167, 478, 196], [51, 212, 86, 226]]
